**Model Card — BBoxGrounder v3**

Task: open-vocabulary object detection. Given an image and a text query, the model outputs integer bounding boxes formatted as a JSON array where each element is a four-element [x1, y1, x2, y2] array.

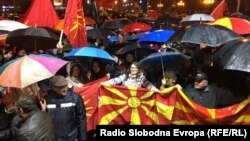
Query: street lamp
[[177, 0, 185, 7], [203, 0, 214, 5], [157, 2, 164, 11]]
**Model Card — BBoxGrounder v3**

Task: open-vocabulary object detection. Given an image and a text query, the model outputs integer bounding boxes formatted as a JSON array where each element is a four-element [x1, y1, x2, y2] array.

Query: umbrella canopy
[[87, 28, 116, 39], [125, 32, 146, 41], [65, 47, 115, 62], [138, 51, 190, 72], [123, 22, 151, 33], [214, 39, 250, 72], [137, 30, 175, 43], [181, 24, 242, 47], [181, 13, 215, 23], [0, 20, 28, 32], [100, 20, 125, 30], [212, 17, 250, 35], [0, 54, 68, 88], [6, 27, 66, 50]]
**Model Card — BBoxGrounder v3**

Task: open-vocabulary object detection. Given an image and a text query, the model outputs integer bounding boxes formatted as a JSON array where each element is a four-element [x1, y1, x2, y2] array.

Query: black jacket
[[45, 90, 87, 141], [13, 109, 55, 141], [0, 104, 15, 141], [184, 84, 235, 108]]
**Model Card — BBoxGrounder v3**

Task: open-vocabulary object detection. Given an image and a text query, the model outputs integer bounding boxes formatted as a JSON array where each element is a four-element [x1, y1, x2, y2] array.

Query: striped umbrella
[[0, 54, 68, 88]]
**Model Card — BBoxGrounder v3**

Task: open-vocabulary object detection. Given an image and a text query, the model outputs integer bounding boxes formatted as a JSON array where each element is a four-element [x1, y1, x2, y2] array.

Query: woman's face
[[92, 62, 100, 73], [130, 64, 139, 75], [72, 66, 81, 77], [126, 54, 134, 63]]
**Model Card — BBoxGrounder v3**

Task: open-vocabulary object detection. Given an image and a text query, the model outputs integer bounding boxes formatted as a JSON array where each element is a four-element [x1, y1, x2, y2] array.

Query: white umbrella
[[181, 13, 215, 23], [0, 20, 28, 32]]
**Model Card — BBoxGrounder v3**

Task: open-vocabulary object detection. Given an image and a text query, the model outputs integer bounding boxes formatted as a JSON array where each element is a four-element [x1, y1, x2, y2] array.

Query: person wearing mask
[[40, 75, 87, 141]]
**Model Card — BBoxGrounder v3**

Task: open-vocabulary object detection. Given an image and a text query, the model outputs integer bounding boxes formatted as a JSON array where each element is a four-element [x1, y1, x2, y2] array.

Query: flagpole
[[237, 0, 241, 13]]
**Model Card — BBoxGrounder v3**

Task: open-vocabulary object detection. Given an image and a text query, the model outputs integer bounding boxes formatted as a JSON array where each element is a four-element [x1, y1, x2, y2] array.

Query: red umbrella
[[123, 22, 151, 33], [147, 10, 160, 20]]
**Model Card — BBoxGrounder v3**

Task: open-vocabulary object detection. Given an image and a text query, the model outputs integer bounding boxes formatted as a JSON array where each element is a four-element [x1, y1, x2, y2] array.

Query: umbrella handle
[[160, 52, 165, 79]]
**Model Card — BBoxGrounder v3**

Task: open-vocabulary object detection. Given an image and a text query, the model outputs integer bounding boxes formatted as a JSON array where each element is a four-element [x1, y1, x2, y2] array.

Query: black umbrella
[[115, 43, 157, 61], [100, 20, 125, 30], [87, 28, 116, 39], [181, 24, 242, 47], [214, 38, 250, 72], [6, 27, 68, 50]]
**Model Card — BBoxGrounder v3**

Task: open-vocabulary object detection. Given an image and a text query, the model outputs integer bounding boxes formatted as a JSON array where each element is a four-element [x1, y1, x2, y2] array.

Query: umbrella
[[125, 32, 146, 41], [181, 13, 215, 23], [147, 10, 160, 20], [181, 24, 242, 47], [214, 39, 250, 72], [123, 22, 151, 33], [65, 47, 115, 62], [115, 43, 157, 61], [137, 30, 175, 43], [87, 28, 116, 39], [212, 17, 250, 35], [138, 51, 190, 76], [0, 20, 28, 32], [6, 27, 67, 50], [0, 54, 68, 88], [100, 20, 125, 30]]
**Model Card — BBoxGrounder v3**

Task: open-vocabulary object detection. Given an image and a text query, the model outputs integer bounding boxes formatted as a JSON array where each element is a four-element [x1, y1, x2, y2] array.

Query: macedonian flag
[[98, 84, 176, 125], [74, 77, 108, 131], [170, 89, 250, 125]]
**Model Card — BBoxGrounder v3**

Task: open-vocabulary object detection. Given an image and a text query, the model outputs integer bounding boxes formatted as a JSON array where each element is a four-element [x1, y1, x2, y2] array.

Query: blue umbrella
[[65, 47, 115, 62], [109, 36, 120, 42], [138, 51, 190, 77], [137, 30, 175, 43]]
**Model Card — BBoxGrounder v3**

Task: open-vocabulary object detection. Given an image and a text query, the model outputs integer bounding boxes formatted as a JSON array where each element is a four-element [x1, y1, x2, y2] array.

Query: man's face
[[194, 79, 208, 90], [53, 85, 68, 96]]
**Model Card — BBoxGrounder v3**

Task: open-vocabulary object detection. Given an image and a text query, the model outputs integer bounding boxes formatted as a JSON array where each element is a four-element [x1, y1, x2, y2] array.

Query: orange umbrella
[[54, 17, 96, 31], [212, 17, 250, 35]]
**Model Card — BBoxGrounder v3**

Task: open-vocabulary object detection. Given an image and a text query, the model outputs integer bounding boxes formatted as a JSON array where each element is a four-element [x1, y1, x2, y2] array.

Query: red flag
[[64, 0, 88, 48], [210, 0, 228, 20], [19, 0, 59, 28], [74, 77, 108, 131]]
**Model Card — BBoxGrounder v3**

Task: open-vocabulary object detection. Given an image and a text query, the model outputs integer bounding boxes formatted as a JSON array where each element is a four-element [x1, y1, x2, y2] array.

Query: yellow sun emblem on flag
[[99, 84, 174, 125]]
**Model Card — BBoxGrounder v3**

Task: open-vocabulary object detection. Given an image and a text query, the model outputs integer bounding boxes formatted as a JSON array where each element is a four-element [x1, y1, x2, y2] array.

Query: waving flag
[[210, 0, 228, 20], [19, 0, 59, 28], [74, 77, 108, 131], [158, 88, 250, 125], [64, 0, 88, 48], [98, 84, 175, 125]]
